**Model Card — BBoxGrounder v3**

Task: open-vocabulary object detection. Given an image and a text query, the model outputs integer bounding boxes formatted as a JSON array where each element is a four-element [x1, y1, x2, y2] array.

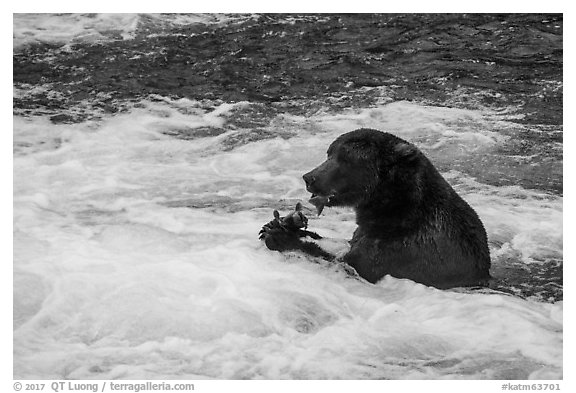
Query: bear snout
[[303, 158, 339, 195], [303, 171, 316, 190], [303, 168, 327, 195]]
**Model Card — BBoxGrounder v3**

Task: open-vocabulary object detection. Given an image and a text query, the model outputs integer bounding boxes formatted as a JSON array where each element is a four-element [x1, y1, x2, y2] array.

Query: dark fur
[[299, 128, 491, 289]]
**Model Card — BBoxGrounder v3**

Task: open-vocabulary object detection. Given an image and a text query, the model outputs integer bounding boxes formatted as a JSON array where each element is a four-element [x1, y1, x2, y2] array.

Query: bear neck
[[354, 163, 444, 237], [355, 195, 428, 237]]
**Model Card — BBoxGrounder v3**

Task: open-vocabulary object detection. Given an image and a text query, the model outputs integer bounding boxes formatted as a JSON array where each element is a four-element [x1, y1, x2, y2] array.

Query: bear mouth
[[309, 193, 335, 216]]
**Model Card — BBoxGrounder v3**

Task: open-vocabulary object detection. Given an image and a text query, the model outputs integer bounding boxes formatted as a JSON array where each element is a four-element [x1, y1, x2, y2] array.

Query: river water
[[13, 13, 562, 380]]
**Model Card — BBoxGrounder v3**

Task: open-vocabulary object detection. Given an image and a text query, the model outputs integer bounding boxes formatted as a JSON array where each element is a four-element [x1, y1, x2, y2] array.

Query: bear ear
[[394, 143, 420, 163]]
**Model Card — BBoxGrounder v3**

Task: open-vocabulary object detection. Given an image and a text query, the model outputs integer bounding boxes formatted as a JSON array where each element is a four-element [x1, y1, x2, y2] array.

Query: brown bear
[[262, 128, 491, 289]]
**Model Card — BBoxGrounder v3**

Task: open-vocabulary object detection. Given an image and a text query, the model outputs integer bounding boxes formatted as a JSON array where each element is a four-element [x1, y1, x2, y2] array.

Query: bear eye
[[337, 146, 359, 164], [337, 152, 355, 166]]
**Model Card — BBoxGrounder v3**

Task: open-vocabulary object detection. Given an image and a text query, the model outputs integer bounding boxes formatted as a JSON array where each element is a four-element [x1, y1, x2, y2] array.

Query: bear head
[[303, 128, 423, 214]]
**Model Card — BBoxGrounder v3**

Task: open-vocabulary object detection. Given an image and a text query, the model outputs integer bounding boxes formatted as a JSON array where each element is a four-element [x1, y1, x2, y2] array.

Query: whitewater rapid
[[13, 98, 562, 379]]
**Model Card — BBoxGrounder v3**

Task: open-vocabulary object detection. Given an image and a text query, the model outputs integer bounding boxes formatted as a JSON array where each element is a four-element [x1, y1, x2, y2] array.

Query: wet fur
[[301, 128, 491, 289]]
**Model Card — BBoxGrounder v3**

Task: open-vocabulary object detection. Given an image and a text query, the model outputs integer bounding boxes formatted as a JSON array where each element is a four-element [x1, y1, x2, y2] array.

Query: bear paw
[[259, 225, 302, 252]]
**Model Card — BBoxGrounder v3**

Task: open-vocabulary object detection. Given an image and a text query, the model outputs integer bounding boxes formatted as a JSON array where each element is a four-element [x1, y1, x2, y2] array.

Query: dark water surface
[[14, 13, 563, 190]]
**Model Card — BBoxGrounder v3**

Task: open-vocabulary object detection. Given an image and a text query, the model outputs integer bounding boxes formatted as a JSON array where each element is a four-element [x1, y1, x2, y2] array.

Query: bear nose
[[303, 172, 315, 188]]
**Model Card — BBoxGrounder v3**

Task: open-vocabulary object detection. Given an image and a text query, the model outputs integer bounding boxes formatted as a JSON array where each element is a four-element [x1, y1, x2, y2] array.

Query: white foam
[[13, 97, 562, 379], [13, 14, 141, 48], [13, 14, 253, 49], [453, 178, 563, 265], [283, 100, 511, 145]]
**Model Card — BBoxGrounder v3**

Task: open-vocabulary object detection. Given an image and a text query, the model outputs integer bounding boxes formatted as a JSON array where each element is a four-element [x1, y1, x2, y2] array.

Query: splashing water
[[13, 13, 251, 49], [13, 97, 562, 379]]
